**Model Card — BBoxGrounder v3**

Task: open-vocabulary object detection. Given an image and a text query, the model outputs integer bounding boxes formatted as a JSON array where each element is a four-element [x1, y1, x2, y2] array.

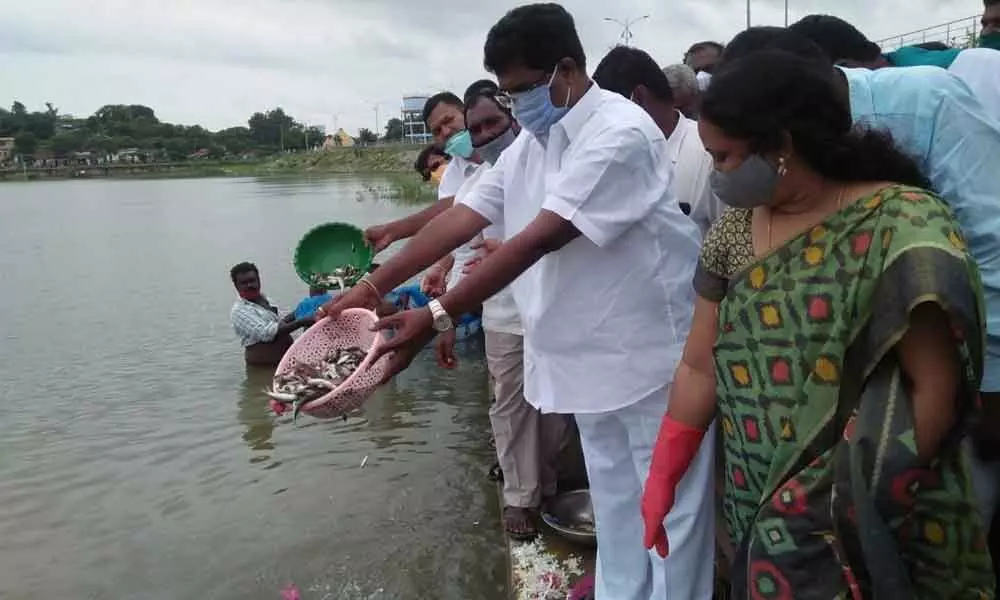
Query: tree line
[[0, 102, 408, 163]]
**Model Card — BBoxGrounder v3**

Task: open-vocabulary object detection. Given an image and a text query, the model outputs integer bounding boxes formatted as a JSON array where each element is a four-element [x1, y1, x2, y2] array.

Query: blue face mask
[[444, 129, 474, 159], [511, 68, 570, 139]]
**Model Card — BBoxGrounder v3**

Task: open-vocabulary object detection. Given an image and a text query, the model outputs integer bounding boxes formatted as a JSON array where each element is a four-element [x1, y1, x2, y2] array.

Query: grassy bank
[[256, 145, 422, 174]]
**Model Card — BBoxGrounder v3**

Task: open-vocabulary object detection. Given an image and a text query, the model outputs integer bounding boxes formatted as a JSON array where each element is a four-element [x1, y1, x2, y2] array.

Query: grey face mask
[[710, 154, 779, 209], [474, 127, 517, 165]]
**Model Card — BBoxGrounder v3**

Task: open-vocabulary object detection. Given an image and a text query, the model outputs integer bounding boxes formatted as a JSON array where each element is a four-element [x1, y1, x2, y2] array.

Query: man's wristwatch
[[427, 299, 454, 333]]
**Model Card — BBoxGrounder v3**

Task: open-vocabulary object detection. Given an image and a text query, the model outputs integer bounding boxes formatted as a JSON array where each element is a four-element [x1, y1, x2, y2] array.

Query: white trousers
[[575, 385, 716, 600]]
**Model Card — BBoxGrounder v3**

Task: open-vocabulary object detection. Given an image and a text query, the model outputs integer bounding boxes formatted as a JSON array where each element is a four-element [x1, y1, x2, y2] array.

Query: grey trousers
[[485, 330, 572, 508]]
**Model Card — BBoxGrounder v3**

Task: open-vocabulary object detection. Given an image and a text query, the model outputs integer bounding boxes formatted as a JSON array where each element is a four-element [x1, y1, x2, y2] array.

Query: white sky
[[0, 0, 986, 135]]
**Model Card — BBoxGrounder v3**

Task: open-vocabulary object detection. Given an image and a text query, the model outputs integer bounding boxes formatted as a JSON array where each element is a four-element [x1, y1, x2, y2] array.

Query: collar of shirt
[[551, 82, 604, 145], [236, 297, 279, 318], [839, 66, 875, 123]]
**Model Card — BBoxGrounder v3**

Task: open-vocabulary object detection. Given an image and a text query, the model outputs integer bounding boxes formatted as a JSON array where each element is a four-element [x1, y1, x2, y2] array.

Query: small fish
[[292, 398, 307, 421], [306, 378, 336, 390], [265, 390, 298, 402]]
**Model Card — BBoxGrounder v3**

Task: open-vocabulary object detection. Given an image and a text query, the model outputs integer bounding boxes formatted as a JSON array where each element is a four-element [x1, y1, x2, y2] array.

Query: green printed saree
[[712, 185, 995, 599]]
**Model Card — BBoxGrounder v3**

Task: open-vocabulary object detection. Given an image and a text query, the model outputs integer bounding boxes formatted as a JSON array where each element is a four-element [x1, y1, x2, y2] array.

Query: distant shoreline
[[0, 145, 438, 202]]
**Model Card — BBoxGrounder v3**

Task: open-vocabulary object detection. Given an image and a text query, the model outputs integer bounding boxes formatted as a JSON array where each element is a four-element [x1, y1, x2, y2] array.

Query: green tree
[[248, 107, 298, 149], [13, 131, 38, 156], [357, 128, 377, 145], [383, 118, 404, 142], [49, 131, 86, 156]]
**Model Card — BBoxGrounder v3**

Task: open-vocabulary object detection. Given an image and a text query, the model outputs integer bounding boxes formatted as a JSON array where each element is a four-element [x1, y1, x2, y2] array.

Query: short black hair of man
[[788, 14, 882, 63], [230, 261, 258, 283], [684, 41, 725, 60], [721, 27, 830, 67], [421, 92, 463, 126], [592, 45, 674, 104], [484, 3, 586, 75], [464, 79, 499, 104]]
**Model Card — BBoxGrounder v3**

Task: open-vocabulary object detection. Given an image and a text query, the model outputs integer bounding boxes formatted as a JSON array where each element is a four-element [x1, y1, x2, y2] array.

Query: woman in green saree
[[641, 50, 995, 598]]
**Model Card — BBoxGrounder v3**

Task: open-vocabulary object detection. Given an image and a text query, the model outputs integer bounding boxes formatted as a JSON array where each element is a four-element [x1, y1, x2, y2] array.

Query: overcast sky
[[1, 0, 984, 135]]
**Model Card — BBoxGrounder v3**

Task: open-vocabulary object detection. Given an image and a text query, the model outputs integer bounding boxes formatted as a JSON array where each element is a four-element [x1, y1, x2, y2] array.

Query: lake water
[[0, 177, 505, 600]]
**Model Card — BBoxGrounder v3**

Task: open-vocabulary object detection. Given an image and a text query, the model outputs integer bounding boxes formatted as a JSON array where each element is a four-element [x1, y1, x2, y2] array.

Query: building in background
[[0, 137, 14, 163], [321, 129, 355, 149], [401, 95, 431, 144]]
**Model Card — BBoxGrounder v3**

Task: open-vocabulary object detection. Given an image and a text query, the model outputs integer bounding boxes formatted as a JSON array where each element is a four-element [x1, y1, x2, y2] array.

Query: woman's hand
[[370, 308, 437, 383]]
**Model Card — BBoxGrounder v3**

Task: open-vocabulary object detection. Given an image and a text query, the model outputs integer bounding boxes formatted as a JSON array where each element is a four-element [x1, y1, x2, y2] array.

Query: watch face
[[434, 314, 452, 331]]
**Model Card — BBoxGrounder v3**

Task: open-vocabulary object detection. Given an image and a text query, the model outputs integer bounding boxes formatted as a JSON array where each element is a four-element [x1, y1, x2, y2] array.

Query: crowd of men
[[234, 1, 1000, 597]]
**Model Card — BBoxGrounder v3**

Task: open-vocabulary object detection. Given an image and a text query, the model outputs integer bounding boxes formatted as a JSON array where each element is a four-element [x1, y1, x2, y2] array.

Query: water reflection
[[0, 177, 505, 600], [238, 365, 276, 454]]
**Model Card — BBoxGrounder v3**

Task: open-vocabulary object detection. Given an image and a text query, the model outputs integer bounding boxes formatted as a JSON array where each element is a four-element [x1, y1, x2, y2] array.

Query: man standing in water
[[229, 262, 312, 366], [320, 4, 716, 598]]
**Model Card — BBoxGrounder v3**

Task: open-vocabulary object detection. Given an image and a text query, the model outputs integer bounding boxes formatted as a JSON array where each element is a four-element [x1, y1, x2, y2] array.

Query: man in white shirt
[[444, 87, 573, 541], [364, 91, 480, 254], [593, 46, 723, 235], [320, 5, 716, 598], [661, 63, 700, 120]]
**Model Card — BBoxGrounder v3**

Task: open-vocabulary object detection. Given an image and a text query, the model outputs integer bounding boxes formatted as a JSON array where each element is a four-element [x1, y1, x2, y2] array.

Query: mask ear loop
[[550, 64, 572, 108]]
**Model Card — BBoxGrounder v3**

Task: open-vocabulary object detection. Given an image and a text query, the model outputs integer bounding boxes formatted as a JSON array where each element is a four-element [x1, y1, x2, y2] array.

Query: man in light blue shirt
[[722, 25, 1000, 555]]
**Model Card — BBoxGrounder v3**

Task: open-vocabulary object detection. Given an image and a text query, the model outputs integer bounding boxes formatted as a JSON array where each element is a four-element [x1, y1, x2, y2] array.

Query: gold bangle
[[359, 276, 381, 300]]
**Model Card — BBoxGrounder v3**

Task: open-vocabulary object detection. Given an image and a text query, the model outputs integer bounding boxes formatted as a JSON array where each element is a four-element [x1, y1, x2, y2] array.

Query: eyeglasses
[[495, 72, 554, 110]]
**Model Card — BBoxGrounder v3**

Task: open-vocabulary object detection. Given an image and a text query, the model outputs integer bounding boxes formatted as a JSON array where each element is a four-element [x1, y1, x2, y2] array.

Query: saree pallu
[[714, 186, 995, 599]]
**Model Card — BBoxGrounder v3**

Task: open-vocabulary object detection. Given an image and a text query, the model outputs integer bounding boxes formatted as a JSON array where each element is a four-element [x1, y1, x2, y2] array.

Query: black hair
[[230, 261, 258, 283], [421, 92, 463, 126], [986, 0, 999, 7], [592, 46, 674, 103], [721, 27, 830, 67], [685, 41, 725, 60], [911, 41, 951, 51], [464, 79, 499, 103], [484, 3, 586, 75], [788, 15, 882, 63], [701, 50, 930, 189], [413, 145, 449, 180], [465, 91, 509, 121]]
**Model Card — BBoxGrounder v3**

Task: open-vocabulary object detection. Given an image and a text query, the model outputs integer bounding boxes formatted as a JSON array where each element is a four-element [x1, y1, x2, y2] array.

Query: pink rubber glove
[[641, 415, 706, 558]]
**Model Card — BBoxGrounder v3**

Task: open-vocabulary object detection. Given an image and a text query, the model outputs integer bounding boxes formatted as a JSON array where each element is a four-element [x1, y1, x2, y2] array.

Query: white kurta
[[460, 84, 715, 600], [664, 112, 723, 236]]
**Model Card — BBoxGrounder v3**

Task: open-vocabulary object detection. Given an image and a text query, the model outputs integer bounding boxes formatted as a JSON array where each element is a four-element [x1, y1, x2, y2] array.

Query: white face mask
[[696, 70, 712, 92]]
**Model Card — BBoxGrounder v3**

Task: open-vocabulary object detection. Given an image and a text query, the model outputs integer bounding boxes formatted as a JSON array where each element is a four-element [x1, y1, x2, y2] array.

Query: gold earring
[[777, 156, 788, 177]]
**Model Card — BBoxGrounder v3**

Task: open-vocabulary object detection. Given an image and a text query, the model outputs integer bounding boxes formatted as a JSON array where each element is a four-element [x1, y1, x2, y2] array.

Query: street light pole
[[603, 15, 650, 47], [785, 0, 789, 26], [746, 0, 751, 29]]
